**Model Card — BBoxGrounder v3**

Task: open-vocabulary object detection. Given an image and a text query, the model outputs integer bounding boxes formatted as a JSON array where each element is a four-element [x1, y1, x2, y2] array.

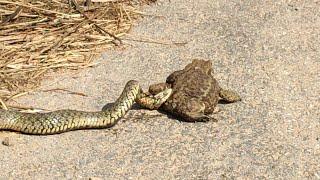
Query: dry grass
[[0, 0, 156, 107]]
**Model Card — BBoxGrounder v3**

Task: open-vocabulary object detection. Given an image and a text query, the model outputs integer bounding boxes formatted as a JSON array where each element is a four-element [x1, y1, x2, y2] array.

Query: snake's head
[[153, 88, 172, 106], [136, 88, 172, 110]]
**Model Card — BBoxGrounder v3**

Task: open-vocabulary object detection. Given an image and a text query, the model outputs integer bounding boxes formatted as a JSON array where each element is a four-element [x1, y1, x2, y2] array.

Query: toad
[[137, 59, 241, 122]]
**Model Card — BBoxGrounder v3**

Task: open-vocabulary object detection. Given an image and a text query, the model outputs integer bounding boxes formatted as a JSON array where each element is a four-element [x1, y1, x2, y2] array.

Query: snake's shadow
[[101, 103, 209, 123], [102, 102, 177, 119]]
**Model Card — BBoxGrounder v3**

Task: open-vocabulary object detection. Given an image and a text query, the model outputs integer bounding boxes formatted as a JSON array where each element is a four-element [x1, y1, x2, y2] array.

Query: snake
[[0, 80, 172, 135]]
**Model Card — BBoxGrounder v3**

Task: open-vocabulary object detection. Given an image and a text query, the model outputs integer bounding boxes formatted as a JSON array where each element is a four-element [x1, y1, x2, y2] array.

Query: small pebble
[[89, 177, 103, 180], [2, 137, 11, 146]]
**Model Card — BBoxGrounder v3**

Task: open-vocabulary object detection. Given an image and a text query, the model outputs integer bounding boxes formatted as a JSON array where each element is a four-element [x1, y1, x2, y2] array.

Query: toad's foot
[[219, 89, 241, 102]]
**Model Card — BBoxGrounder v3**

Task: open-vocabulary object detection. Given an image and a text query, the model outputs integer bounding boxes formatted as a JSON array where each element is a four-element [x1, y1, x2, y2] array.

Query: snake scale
[[0, 80, 172, 135]]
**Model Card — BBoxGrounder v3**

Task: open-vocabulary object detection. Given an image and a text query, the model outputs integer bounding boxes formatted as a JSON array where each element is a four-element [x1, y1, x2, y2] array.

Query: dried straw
[[0, 0, 156, 106]]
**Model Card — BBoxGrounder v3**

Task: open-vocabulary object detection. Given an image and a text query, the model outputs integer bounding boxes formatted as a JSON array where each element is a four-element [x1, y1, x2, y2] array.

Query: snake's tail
[[0, 80, 141, 135]]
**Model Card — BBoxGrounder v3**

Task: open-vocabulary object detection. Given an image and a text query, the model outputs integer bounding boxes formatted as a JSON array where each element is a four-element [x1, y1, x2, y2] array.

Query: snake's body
[[0, 80, 171, 135]]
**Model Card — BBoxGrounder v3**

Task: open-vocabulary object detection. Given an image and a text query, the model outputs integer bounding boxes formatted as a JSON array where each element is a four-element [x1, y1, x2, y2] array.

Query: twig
[[39, 20, 86, 55], [123, 35, 188, 46], [6, 104, 50, 112], [1, 6, 23, 23], [0, 0, 72, 16], [0, 17, 49, 29], [0, 98, 8, 110], [69, 0, 122, 45], [42, 88, 87, 97]]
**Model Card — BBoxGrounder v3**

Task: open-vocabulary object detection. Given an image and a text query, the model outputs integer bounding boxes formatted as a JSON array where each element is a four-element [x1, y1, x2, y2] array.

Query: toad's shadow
[[218, 99, 235, 104], [102, 103, 213, 123], [102, 99, 235, 111]]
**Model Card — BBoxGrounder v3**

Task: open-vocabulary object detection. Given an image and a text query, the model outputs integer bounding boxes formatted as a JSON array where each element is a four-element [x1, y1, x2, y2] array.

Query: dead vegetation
[[0, 0, 156, 108]]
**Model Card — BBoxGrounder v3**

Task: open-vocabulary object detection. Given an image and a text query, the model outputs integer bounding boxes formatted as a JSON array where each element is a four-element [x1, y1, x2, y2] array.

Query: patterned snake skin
[[0, 80, 172, 135]]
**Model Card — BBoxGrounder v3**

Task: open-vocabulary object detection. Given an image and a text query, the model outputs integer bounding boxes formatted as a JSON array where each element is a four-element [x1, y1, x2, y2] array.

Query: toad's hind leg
[[182, 111, 213, 122], [219, 89, 241, 103], [174, 99, 216, 122]]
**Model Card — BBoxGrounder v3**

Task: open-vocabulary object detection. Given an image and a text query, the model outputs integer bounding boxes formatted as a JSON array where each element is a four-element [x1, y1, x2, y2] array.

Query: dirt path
[[1, 0, 319, 179]]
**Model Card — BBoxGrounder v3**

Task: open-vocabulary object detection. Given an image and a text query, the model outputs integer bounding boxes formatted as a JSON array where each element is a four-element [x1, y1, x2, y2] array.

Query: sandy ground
[[1, 0, 320, 179]]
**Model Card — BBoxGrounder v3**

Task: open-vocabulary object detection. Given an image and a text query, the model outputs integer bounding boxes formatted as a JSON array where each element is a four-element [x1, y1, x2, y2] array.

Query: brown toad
[[138, 59, 241, 122]]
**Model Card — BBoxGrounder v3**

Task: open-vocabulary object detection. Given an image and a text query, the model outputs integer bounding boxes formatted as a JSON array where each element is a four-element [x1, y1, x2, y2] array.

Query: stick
[[0, 0, 72, 16], [1, 6, 23, 23], [69, 0, 122, 45]]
